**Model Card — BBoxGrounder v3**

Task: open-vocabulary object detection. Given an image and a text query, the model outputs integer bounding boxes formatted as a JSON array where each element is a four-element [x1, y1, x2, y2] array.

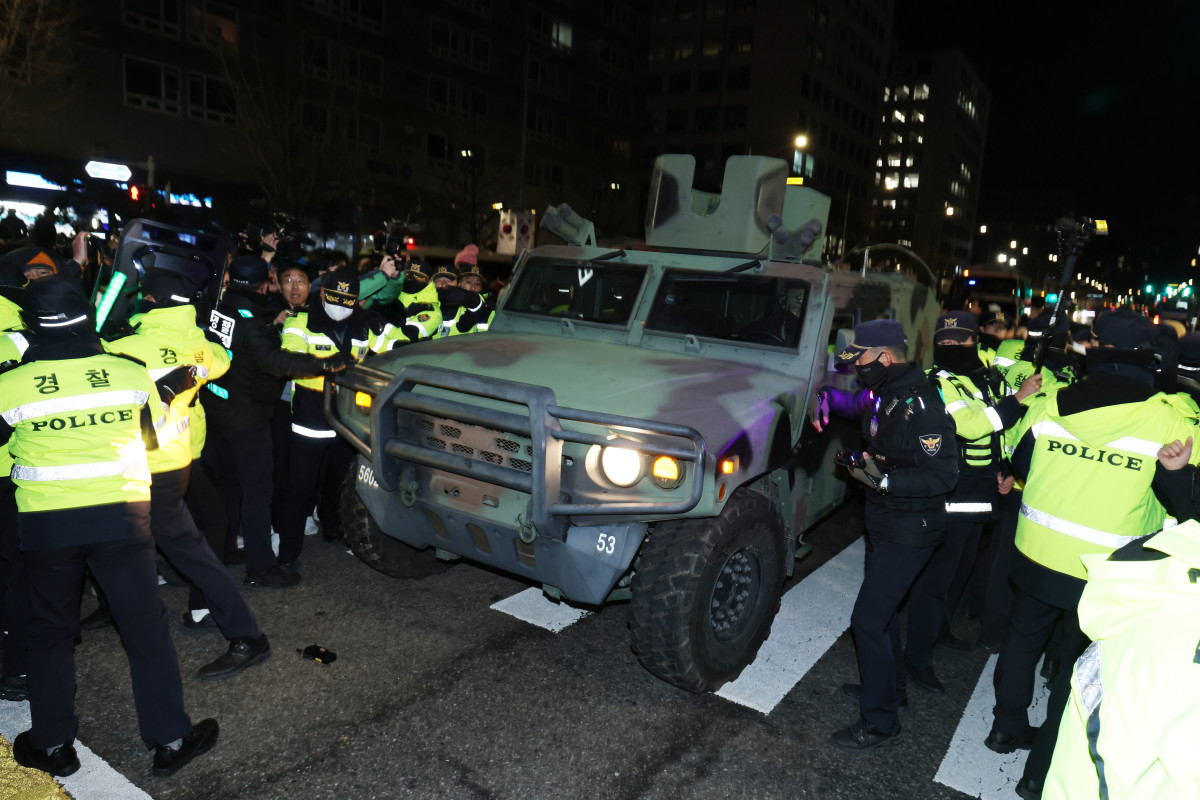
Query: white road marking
[[935, 653, 1051, 798], [716, 536, 865, 714], [491, 587, 592, 632], [0, 700, 154, 799]]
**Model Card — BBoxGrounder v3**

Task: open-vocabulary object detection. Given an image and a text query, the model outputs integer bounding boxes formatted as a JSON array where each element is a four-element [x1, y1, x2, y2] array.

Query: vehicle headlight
[[651, 456, 684, 489], [601, 446, 642, 487]]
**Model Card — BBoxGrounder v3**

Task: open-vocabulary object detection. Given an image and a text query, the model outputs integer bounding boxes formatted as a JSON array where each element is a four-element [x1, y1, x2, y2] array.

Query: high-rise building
[[646, 0, 895, 258], [871, 49, 989, 280], [0, 0, 648, 247]]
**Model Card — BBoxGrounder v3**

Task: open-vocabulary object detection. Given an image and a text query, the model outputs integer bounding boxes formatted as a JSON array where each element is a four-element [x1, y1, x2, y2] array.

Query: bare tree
[[218, 52, 338, 215], [0, 0, 80, 119]]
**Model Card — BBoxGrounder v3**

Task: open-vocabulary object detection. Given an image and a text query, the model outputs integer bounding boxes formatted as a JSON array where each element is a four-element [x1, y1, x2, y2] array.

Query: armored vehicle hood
[[379, 332, 801, 445]]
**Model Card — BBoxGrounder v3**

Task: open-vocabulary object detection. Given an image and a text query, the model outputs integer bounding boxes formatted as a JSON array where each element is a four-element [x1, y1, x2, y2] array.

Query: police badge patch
[[919, 434, 943, 455]]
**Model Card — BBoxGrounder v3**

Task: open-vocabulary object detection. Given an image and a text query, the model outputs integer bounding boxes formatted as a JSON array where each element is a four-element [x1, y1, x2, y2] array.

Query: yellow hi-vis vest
[[0, 331, 31, 479], [280, 311, 374, 392], [0, 353, 164, 512], [1014, 391, 1200, 579], [106, 304, 230, 474], [1044, 522, 1200, 800]]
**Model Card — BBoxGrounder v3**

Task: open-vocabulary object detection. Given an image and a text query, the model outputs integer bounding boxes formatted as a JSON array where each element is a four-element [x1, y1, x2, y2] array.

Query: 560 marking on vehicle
[[357, 464, 380, 488]]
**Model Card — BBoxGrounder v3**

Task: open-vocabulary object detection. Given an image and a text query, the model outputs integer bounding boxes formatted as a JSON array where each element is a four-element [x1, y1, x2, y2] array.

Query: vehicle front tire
[[629, 489, 785, 693], [340, 467, 448, 579]]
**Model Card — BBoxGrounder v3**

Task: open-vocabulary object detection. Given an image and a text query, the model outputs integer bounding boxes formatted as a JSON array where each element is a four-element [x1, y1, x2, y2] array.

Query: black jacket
[[861, 362, 959, 545], [201, 287, 329, 432]]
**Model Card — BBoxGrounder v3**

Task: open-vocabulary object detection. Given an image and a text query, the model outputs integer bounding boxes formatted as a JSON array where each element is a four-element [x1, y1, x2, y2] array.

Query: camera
[[241, 212, 313, 260]]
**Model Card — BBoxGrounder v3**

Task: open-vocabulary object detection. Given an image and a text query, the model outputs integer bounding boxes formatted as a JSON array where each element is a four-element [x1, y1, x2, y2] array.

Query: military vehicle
[[327, 155, 940, 693]]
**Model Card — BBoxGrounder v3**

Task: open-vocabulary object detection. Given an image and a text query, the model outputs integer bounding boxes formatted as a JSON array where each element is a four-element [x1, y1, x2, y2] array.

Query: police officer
[[378, 257, 441, 347], [201, 255, 349, 587], [455, 260, 496, 335], [0, 278, 216, 777], [107, 267, 270, 678], [815, 319, 958, 751], [279, 269, 378, 560], [904, 312, 1041, 689], [989, 309, 1200, 798], [1043, 517, 1200, 800], [0, 322, 30, 701]]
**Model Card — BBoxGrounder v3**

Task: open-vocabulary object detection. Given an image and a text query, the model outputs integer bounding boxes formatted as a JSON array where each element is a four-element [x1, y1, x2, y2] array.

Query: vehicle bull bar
[[327, 364, 706, 541]]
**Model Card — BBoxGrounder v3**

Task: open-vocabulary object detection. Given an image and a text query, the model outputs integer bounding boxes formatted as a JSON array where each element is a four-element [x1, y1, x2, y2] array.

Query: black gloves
[[155, 366, 198, 404]]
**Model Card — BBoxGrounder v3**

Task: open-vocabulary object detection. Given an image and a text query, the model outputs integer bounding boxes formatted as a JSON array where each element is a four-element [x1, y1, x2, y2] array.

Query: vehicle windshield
[[505, 258, 647, 326], [645, 270, 810, 348]]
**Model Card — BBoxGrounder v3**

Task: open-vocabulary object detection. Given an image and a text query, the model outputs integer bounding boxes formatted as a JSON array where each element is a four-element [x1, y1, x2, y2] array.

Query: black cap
[[322, 269, 360, 308], [978, 305, 1010, 329], [21, 276, 92, 335], [836, 319, 906, 362], [141, 268, 198, 306], [1095, 309, 1155, 350], [936, 311, 977, 343], [431, 263, 459, 283], [228, 255, 270, 286]]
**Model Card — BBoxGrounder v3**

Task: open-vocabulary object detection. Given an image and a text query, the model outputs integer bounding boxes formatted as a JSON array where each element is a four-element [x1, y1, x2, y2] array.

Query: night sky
[[894, 0, 1200, 277]]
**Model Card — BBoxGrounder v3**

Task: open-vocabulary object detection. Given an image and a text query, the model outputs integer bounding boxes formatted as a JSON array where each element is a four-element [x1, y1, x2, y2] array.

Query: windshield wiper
[[722, 258, 761, 274], [589, 249, 627, 262]]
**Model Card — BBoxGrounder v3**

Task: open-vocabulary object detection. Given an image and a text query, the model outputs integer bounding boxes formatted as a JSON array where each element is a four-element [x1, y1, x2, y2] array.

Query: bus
[[944, 266, 1030, 321]]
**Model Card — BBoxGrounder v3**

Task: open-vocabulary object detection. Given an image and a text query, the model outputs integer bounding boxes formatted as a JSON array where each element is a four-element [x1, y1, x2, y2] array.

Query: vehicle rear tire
[[629, 489, 785, 693], [340, 467, 448, 579]]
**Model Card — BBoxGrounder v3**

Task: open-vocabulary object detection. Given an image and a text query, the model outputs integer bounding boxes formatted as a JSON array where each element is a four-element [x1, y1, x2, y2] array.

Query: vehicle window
[[505, 259, 647, 325], [646, 270, 810, 348]]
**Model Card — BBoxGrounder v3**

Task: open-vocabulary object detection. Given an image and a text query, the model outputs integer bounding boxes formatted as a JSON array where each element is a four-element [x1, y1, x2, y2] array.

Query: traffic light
[[1145, 284, 1154, 294], [130, 185, 141, 202], [1046, 293, 1059, 304]]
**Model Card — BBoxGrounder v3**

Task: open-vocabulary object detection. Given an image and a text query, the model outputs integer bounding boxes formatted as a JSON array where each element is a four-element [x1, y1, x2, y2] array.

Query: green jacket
[[1044, 522, 1200, 799]]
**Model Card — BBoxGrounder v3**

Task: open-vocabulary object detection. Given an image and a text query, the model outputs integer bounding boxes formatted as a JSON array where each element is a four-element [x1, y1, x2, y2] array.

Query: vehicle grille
[[415, 416, 534, 474]]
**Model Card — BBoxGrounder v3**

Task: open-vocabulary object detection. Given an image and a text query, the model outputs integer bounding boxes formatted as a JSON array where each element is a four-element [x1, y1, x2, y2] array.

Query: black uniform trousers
[[0, 476, 30, 679], [991, 585, 1089, 784], [852, 520, 936, 733], [203, 422, 278, 576], [269, 398, 293, 533], [978, 489, 1021, 649], [21, 514, 192, 750], [905, 514, 985, 668], [152, 466, 260, 639], [279, 433, 353, 565], [185, 458, 228, 565]]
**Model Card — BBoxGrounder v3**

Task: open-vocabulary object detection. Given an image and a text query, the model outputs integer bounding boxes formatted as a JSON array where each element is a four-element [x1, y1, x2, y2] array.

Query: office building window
[[123, 56, 181, 114], [302, 0, 344, 17], [187, 0, 236, 45], [892, 109, 905, 123], [302, 37, 333, 80], [187, 72, 235, 123], [729, 28, 753, 54], [903, 173, 919, 189], [666, 108, 688, 132], [726, 65, 751, 90], [124, 0, 181, 37], [346, 52, 383, 93], [552, 19, 573, 51], [702, 34, 723, 57], [673, 37, 694, 59], [430, 19, 491, 70], [723, 105, 747, 130], [347, 0, 384, 32], [913, 83, 929, 100], [427, 133, 448, 162]]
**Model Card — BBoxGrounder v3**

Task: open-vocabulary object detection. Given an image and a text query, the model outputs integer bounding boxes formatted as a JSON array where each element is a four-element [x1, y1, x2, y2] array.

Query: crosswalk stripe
[[935, 653, 1051, 798], [716, 536, 865, 714], [491, 587, 592, 632], [0, 700, 154, 799]]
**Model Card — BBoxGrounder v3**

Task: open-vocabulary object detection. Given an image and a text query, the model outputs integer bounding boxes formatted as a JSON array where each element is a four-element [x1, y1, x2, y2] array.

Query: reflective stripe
[[350, 338, 369, 348], [1031, 419, 1076, 440], [946, 502, 993, 513], [207, 383, 229, 399], [148, 367, 176, 380], [157, 416, 190, 443], [2, 390, 150, 425], [1103, 436, 1162, 458], [12, 459, 149, 481], [984, 406, 1004, 432], [945, 400, 968, 414], [41, 314, 87, 328], [282, 328, 335, 348], [148, 364, 208, 381], [995, 356, 1016, 367], [475, 323, 489, 332], [5, 332, 29, 354], [291, 423, 337, 439], [194, 365, 209, 379], [1019, 502, 1141, 549], [1075, 641, 1104, 717]]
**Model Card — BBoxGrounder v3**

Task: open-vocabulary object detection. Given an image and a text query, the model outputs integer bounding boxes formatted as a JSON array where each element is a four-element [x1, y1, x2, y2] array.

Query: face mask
[[934, 343, 982, 374], [403, 276, 427, 294], [324, 301, 352, 321], [855, 354, 890, 391]]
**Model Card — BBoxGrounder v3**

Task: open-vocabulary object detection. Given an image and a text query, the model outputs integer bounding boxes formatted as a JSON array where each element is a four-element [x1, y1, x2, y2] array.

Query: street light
[[792, 133, 809, 178]]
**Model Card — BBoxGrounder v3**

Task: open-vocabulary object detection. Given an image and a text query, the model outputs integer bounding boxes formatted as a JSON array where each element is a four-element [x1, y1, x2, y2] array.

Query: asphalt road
[[4, 503, 1038, 800]]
